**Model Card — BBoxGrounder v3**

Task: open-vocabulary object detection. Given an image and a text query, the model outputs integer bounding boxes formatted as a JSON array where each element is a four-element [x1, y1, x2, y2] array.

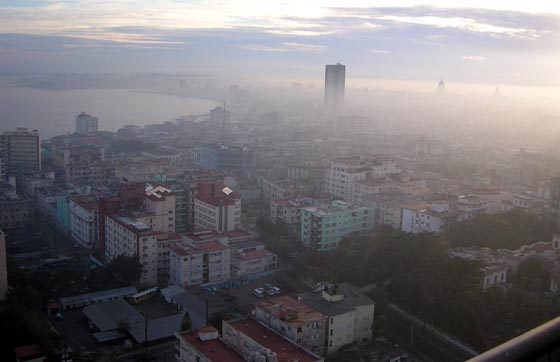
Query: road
[[384, 307, 475, 362]]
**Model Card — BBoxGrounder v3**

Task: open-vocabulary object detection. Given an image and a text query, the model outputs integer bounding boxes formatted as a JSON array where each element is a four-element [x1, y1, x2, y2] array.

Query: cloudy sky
[[1, 0, 559, 87]]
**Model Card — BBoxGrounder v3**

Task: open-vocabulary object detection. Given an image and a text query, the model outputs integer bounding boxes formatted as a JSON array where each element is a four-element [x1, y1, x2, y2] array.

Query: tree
[[181, 312, 192, 331], [514, 257, 549, 292]]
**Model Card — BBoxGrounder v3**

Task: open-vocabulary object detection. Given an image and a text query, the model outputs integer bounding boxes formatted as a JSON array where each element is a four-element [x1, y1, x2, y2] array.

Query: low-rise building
[[252, 296, 327, 356], [299, 283, 375, 355], [300, 201, 375, 251], [222, 318, 323, 362], [230, 249, 277, 278], [169, 239, 231, 287], [401, 201, 460, 234], [175, 327, 244, 362]]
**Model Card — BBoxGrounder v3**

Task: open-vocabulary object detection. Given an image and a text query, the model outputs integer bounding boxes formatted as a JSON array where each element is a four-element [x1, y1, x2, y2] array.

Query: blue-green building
[[300, 200, 374, 251]]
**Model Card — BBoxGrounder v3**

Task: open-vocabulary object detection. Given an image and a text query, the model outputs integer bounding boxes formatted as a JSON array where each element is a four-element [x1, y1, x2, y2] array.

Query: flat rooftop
[[178, 330, 244, 362], [227, 319, 319, 362]]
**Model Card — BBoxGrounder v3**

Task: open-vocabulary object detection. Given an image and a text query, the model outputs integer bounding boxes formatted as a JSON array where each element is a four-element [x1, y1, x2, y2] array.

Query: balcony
[[466, 316, 560, 362]]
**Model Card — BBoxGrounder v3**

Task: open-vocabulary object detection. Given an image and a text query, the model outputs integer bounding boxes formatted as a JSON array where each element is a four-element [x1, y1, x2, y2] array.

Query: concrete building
[[324, 157, 371, 201], [252, 296, 327, 356], [141, 185, 176, 233], [65, 161, 114, 186], [2, 128, 41, 177], [301, 200, 375, 251], [448, 247, 508, 289], [180, 170, 225, 230], [115, 159, 178, 182], [299, 283, 375, 355], [401, 201, 460, 234], [175, 327, 244, 362], [364, 194, 409, 230], [0, 228, 6, 301], [260, 177, 319, 201], [194, 185, 241, 233], [199, 144, 254, 177], [270, 195, 331, 237], [75, 112, 98, 135], [104, 215, 159, 285], [324, 63, 345, 117], [222, 318, 323, 362], [69, 195, 99, 249], [168, 238, 231, 287], [0, 182, 29, 229], [230, 249, 277, 278]]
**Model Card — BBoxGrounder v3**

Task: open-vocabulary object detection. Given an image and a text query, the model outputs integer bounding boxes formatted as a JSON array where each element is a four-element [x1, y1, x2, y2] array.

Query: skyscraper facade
[[75, 112, 98, 135], [324, 63, 346, 116], [1, 128, 41, 177]]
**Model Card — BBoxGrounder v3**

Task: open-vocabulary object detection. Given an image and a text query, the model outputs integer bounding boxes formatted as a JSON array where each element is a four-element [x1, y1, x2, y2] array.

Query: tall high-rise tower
[[75, 112, 98, 135], [324, 63, 346, 116], [438, 78, 445, 93]]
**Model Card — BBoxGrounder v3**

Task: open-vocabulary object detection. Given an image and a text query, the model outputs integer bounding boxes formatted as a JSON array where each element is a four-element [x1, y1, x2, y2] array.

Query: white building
[[324, 157, 371, 201], [140, 185, 176, 233], [69, 195, 99, 249], [75, 112, 98, 135], [230, 249, 277, 278], [104, 215, 159, 285], [169, 239, 231, 287], [401, 201, 460, 234], [299, 283, 375, 355], [194, 190, 241, 232]]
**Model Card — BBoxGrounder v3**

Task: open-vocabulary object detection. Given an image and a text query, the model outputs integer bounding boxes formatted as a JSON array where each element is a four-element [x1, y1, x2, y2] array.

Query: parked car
[[266, 288, 276, 296], [253, 288, 265, 298], [271, 287, 281, 295], [263, 284, 273, 291]]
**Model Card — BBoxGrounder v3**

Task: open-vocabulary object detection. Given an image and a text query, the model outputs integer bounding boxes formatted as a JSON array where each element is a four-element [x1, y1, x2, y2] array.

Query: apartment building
[[301, 201, 375, 251], [252, 296, 327, 356], [2, 128, 41, 177], [104, 215, 159, 285], [0, 182, 29, 229], [324, 157, 371, 201], [299, 283, 375, 355], [69, 195, 99, 248], [168, 239, 231, 287], [194, 185, 241, 233], [401, 201, 460, 234], [222, 318, 323, 362], [141, 185, 176, 233], [175, 327, 244, 362], [230, 249, 277, 278]]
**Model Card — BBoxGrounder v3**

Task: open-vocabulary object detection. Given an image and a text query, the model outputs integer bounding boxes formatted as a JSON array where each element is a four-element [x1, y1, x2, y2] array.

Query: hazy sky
[[1, 1, 559, 87]]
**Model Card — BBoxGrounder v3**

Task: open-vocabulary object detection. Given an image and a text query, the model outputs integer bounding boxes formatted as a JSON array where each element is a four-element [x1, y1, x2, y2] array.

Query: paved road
[[384, 307, 475, 362]]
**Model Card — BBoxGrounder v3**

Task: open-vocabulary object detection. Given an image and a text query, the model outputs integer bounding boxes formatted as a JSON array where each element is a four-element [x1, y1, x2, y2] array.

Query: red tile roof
[[227, 319, 319, 362], [179, 331, 244, 362]]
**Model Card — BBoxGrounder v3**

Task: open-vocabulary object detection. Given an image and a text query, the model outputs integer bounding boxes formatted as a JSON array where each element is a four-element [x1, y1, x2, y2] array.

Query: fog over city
[[1, 1, 560, 362]]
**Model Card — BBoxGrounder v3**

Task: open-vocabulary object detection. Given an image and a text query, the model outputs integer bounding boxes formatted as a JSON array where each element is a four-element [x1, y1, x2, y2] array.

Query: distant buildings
[[0, 228, 6, 301], [1, 128, 41, 177], [199, 144, 254, 178], [75, 112, 98, 135], [324, 63, 345, 117], [0, 181, 29, 229], [301, 200, 375, 251]]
